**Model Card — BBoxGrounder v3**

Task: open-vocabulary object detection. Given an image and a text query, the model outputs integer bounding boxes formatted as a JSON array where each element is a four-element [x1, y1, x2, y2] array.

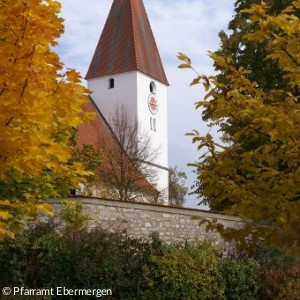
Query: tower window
[[109, 78, 114, 89], [150, 117, 157, 132], [150, 81, 156, 94]]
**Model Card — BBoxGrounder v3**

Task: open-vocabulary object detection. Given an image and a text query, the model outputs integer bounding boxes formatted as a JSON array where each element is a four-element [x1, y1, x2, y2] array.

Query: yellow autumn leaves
[[0, 0, 93, 238], [180, 0, 300, 253]]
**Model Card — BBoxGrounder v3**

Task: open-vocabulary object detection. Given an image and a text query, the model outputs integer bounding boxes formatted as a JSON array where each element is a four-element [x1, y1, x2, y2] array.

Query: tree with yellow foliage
[[179, 1, 300, 253], [0, 0, 92, 238]]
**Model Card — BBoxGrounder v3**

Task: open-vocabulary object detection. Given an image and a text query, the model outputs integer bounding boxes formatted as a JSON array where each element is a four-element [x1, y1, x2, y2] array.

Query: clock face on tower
[[148, 94, 158, 115]]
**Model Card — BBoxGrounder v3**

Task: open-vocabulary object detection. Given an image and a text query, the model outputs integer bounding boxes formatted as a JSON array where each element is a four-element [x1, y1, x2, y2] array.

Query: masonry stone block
[[49, 198, 242, 247]]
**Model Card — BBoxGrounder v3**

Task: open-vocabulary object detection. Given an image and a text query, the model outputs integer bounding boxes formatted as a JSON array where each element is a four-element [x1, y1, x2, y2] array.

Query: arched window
[[150, 81, 156, 94], [109, 78, 114, 89]]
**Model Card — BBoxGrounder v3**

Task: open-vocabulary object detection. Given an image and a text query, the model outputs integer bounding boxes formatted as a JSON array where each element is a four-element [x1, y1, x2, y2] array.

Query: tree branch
[[18, 45, 36, 104], [5, 116, 14, 127], [0, 87, 6, 98], [18, 79, 28, 104], [281, 45, 300, 67], [22, 6, 30, 40]]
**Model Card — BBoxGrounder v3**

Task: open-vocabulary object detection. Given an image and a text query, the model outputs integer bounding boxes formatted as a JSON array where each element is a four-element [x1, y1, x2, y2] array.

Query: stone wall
[[50, 197, 243, 245]]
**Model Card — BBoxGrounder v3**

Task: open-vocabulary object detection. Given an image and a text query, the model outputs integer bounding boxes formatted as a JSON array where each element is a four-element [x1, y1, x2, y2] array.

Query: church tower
[[86, 0, 169, 201]]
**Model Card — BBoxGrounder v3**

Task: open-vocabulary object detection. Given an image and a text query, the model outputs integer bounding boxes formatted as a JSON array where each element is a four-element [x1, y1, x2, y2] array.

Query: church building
[[78, 0, 169, 202]]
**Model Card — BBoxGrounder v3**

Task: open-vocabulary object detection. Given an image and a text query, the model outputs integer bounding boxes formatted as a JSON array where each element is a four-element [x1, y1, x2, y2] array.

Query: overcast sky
[[57, 0, 235, 209]]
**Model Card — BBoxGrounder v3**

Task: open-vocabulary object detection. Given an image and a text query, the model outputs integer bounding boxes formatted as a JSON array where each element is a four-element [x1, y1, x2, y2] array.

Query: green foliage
[[58, 201, 90, 233], [71, 144, 102, 173], [0, 296, 51, 300], [1, 219, 299, 299], [180, 0, 300, 253], [220, 258, 260, 300], [0, 144, 100, 236], [211, 0, 295, 98], [142, 241, 225, 299], [0, 222, 158, 299], [0, 221, 57, 288], [168, 166, 188, 207]]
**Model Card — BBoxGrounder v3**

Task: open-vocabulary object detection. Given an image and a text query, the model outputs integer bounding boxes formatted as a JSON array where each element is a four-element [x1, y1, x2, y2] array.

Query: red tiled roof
[[85, 0, 169, 85], [77, 97, 157, 195], [77, 99, 114, 151]]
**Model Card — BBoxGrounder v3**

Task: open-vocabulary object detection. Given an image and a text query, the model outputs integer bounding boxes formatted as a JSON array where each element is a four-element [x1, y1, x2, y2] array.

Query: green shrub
[[2, 219, 298, 300], [0, 296, 51, 300], [58, 200, 90, 233], [0, 222, 160, 300], [220, 258, 260, 300], [0, 221, 58, 288], [141, 241, 225, 300]]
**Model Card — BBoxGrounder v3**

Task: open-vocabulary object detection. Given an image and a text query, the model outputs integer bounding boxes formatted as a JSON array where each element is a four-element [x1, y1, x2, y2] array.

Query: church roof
[[85, 0, 169, 86], [77, 97, 157, 196]]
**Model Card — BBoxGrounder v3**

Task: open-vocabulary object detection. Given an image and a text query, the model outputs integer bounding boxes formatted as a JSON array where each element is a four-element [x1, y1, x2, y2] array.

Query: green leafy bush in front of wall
[[1, 214, 299, 300], [141, 241, 225, 300], [219, 258, 260, 300]]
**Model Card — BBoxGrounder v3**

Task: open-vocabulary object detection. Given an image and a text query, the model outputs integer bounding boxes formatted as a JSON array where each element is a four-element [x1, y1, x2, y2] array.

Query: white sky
[[57, 0, 235, 209]]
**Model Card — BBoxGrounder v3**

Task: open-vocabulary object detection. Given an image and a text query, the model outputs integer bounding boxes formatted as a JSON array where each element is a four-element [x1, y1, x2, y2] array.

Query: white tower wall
[[137, 72, 169, 200], [88, 72, 138, 123], [88, 71, 169, 203]]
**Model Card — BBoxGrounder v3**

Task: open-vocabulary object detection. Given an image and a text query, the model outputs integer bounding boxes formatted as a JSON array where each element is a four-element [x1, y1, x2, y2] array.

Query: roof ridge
[[128, 0, 139, 71], [139, 0, 169, 84]]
